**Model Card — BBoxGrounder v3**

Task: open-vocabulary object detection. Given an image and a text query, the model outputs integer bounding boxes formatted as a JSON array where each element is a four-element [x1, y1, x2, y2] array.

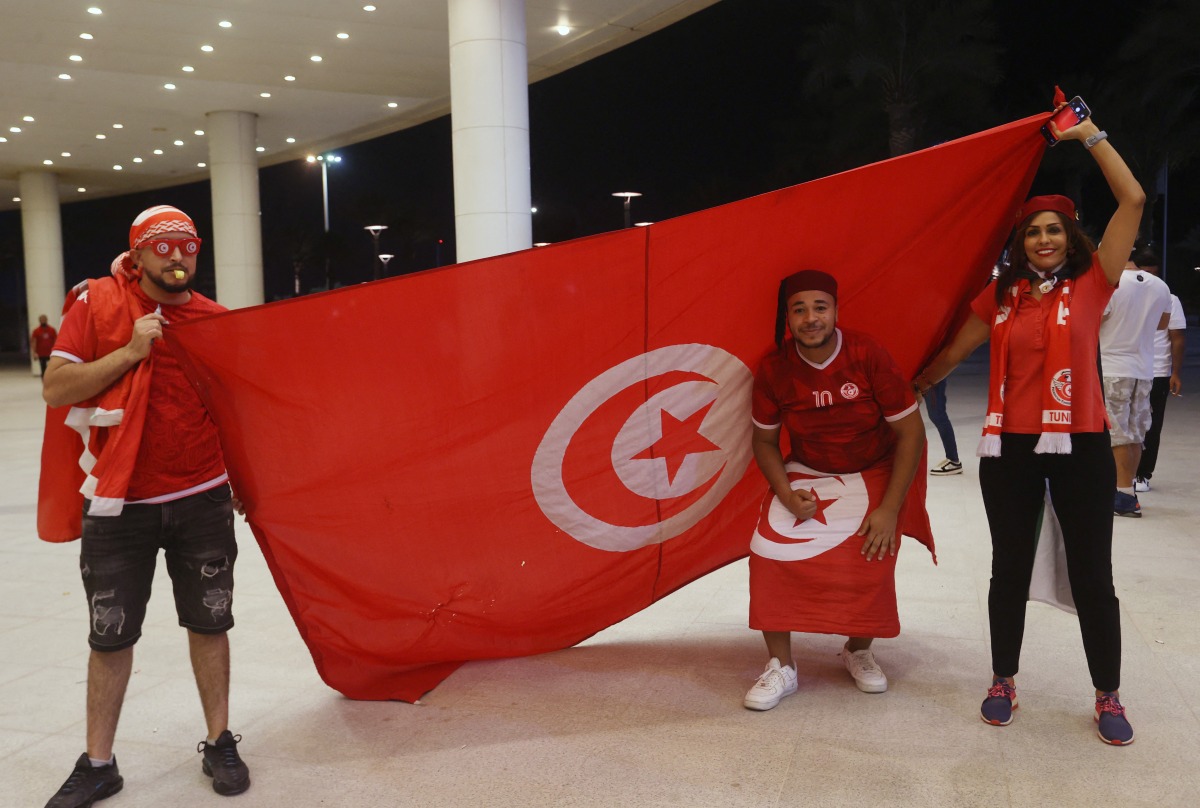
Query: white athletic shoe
[[930, 458, 963, 476], [744, 657, 798, 711], [1134, 476, 1151, 493], [841, 644, 888, 693]]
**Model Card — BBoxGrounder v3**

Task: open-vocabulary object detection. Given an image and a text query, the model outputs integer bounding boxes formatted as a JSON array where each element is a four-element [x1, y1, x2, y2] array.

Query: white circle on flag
[[749, 462, 870, 561], [532, 344, 753, 552]]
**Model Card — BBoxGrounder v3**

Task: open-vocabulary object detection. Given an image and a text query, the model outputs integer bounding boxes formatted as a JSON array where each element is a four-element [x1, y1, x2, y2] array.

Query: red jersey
[[751, 329, 918, 474], [54, 282, 227, 501], [971, 254, 1114, 434], [32, 324, 58, 357]]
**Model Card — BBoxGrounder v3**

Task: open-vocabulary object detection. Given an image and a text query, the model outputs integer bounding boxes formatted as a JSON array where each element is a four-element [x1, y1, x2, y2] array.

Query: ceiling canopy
[[0, 0, 717, 211]]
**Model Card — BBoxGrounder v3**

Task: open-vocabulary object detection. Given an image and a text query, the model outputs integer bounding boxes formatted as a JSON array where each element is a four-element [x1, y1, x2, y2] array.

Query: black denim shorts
[[79, 484, 238, 651]]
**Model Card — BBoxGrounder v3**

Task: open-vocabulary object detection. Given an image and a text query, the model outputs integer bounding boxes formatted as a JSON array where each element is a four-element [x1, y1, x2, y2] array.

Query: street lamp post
[[364, 225, 388, 280], [378, 254, 394, 277], [611, 191, 642, 228], [307, 153, 341, 288]]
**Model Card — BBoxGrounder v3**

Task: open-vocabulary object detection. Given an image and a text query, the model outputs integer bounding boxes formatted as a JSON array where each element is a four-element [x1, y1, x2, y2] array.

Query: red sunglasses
[[142, 237, 202, 257]]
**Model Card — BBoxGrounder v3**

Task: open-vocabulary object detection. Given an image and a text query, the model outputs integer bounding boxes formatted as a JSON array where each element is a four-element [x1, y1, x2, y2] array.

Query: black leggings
[[979, 432, 1120, 692]]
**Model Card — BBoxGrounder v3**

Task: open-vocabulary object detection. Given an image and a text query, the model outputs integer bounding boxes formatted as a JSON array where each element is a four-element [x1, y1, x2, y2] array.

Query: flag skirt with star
[[748, 460, 909, 638]]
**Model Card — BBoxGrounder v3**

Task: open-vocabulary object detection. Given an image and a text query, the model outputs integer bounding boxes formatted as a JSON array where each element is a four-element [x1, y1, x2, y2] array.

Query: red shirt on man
[[53, 282, 227, 501], [752, 328, 919, 474], [32, 324, 58, 358]]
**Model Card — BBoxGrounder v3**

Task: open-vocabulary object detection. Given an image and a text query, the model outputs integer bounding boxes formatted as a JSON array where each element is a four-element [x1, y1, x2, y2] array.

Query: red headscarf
[[110, 205, 198, 279]]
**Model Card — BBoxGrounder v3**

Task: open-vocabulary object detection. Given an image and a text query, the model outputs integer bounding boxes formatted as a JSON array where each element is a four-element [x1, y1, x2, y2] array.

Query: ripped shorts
[[79, 483, 238, 652]]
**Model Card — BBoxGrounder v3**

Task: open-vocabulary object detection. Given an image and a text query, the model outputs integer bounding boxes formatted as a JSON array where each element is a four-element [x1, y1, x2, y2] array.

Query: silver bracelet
[[1084, 130, 1108, 150]]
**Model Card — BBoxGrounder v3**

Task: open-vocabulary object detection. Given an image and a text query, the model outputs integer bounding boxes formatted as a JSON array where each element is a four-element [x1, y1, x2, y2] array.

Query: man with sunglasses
[[41, 205, 250, 806]]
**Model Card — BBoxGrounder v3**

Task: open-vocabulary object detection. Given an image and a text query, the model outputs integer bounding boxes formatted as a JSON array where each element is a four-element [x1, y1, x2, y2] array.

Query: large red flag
[[163, 115, 1046, 700]]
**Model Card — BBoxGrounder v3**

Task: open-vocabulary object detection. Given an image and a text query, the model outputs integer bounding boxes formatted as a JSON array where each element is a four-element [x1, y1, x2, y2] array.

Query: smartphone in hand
[[1041, 96, 1091, 146]]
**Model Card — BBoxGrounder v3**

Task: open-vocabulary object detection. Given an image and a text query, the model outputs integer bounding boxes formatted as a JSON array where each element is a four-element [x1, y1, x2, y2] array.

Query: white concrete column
[[205, 110, 264, 308], [19, 171, 66, 375], [448, 0, 532, 262]]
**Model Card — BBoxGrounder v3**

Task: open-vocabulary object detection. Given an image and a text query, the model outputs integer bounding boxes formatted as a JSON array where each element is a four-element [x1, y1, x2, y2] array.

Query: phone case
[[1040, 97, 1091, 146]]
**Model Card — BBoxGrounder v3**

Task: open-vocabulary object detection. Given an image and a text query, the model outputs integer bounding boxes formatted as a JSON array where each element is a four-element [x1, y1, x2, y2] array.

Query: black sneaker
[[46, 753, 123, 808], [198, 730, 251, 796]]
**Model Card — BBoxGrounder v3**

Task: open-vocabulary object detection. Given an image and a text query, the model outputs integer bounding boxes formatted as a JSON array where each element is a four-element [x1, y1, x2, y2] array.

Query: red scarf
[[37, 276, 154, 540], [979, 277, 1074, 456]]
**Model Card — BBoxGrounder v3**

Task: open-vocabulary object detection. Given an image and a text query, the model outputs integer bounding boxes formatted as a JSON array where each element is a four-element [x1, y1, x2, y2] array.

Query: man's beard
[[795, 329, 833, 349], [147, 266, 193, 293]]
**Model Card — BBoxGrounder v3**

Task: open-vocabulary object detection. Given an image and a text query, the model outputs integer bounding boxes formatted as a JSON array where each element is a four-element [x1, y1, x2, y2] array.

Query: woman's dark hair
[[993, 210, 1096, 305]]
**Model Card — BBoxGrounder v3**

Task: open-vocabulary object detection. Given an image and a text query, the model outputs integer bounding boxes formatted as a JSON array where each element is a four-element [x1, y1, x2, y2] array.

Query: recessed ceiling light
[[285, 137, 296, 143], [260, 92, 271, 98], [59, 73, 72, 80], [12, 197, 20, 202], [112, 123, 123, 129], [219, 20, 232, 28], [556, 25, 570, 36], [79, 33, 93, 40], [198, 162, 207, 168], [95, 133, 106, 139], [182, 65, 194, 72], [70, 54, 83, 61], [87, 7, 102, 14], [387, 101, 398, 108], [77, 187, 87, 193], [174, 140, 184, 146], [194, 129, 205, 136], [364, 4, 377, 11], [255, 146, 266, 152], [113, 165, 122, 171], [0, 137, 7, 143], [23, 116, 34, 122], [153, 149, 163, 155], [61, 152, 71, 157], [43, 159, 53, 165], [8, 127, 20, 133], [201, 44, 214, 53], [337, 33, 349, 39], [164, 83, 176, 90], [284, 75, 296, 81], [310, 55, 322, 62], [132, 157, 143, 163]]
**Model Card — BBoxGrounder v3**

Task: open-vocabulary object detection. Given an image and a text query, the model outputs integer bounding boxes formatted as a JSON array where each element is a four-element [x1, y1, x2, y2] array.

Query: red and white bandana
[[110, 205, 199, 279]]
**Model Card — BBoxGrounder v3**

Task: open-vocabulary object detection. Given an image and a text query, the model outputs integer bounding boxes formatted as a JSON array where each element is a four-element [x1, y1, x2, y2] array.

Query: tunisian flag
[[162, 115, 1046, 700]]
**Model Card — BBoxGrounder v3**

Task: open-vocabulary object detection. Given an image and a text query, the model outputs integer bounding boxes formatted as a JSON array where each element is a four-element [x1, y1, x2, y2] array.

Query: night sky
[[1, 0, 1196, 348]]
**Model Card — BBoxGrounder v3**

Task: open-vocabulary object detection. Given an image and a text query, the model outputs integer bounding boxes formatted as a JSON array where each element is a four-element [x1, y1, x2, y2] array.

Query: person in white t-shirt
[[1128, 248, 1187, 491], [1098, 255, 1171, 517]]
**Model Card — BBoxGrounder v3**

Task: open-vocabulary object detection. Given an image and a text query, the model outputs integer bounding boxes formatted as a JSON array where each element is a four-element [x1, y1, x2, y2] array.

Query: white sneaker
[[930, 458, 963, 476], [744, 657, 798, 711], [1134, 477, 1151, 493], [841, 644, 888, 693]]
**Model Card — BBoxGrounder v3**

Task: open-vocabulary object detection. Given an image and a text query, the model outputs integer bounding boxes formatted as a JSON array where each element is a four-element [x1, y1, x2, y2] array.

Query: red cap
[[1016, 194, 1076, 225], [782, 270, 837, 303]]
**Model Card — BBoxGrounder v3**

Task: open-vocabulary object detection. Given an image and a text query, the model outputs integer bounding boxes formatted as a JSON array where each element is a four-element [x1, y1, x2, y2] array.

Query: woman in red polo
[[915, 109, 1143, 745]]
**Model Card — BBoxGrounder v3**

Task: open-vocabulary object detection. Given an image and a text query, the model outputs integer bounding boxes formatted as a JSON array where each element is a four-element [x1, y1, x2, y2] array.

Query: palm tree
[[1108, 0, 1200, 241], [800, 0, 1002, 157]]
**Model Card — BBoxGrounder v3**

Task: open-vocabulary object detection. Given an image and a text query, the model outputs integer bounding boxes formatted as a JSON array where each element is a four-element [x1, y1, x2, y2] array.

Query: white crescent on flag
[[750, 461, 870, 562]]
